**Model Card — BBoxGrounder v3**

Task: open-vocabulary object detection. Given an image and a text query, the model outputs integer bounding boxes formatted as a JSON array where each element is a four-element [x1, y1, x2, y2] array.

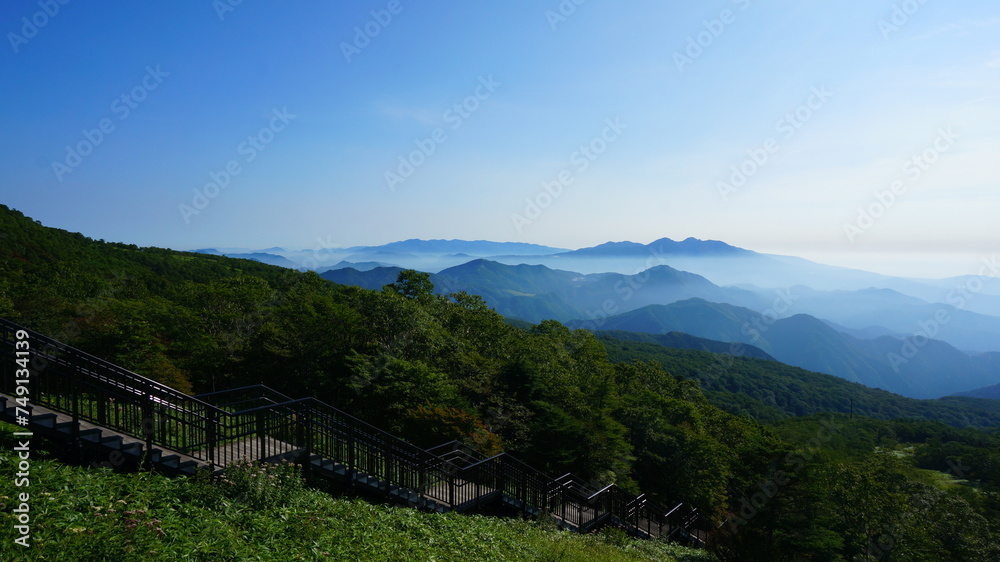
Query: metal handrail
[[0, 316, 709, 543]]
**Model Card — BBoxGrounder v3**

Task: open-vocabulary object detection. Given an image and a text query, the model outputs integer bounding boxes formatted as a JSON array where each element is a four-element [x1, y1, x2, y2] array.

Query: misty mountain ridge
[[209, 236, 1000, 317], [345, 239, 569, 256], [957, 382, 1000, 400], [321, 258, 1000, 398], [192, 250, 299, 269], [206, 235, 1000, 400], [322, 258, 1000, 352], [573, 298, 1000, 399]]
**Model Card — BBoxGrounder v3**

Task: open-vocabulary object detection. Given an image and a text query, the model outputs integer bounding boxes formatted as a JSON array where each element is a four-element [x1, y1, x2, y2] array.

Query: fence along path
[[0, 317, 708, 545]]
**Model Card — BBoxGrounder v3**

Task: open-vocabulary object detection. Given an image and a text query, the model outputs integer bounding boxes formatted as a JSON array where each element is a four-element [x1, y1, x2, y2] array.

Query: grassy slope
[[0, 424, 714, 562]]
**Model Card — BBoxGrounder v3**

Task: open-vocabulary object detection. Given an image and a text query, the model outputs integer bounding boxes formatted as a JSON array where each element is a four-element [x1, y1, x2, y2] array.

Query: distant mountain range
[[345, 239, 568, 256], [198, 237, 1000, 317], [193, 250, 300, 269], [321, 266, 405, 291], [569, 298, 1000, 399], [8, 202, 998, 416], [196, 236, 1000, 400], [322, 258, 1000, 352], [321, 258, 1000, 399], [0, 201, 1000, 406], [957, 382, 1000, 400]]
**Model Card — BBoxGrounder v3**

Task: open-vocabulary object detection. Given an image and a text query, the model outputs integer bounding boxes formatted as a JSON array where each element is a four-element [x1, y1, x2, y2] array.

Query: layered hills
[[322, 258, 1000, 399]]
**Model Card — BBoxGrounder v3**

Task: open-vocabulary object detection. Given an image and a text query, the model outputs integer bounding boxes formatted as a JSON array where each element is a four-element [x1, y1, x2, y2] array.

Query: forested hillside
[[599, 333, 1000, 427], [0, 205, 779, 517], [2, 205, 999, 560]]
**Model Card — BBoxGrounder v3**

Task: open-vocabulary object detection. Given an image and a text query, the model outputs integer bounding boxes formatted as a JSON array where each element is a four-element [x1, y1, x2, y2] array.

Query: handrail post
[[207, 407, 217, 468], [496, 459, 506, 501], [561, 483, 567, 528], [302, 406, 312, 473], [448, 467, 455, 509], [256, 409, 266, 462], [296, 405, 307, 460], [142, 387, 154, 471], [347, 418, 356, 485], [96, 382, 105, 426], [418, 455, 427, 504], [70, 359, 80, 457]]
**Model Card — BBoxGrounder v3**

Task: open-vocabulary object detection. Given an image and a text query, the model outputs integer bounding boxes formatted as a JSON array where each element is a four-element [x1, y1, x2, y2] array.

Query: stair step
[[388, 487, 414, 499], [308, 456, 341, 470], [159, 454, 180, 468], [121, 442, 143, 456], [79, 428, 102, 442], [34, 413, 57, 428], [0, 405, 18, 419], [358, 475, 380, 487], [101, 435, 124, 449], [54, 421, 75, 434]]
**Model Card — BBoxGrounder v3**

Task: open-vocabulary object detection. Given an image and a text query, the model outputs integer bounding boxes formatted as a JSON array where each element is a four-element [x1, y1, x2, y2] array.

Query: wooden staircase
[[0, 317, 709, 545]]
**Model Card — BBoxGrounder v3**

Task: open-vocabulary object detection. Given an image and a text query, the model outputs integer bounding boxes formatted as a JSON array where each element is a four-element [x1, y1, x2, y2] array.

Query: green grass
[[913, 467, 970, 492], [0, 423, 715, 561]]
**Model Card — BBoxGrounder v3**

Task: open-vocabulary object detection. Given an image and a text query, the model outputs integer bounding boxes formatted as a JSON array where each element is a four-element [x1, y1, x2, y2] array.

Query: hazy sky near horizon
[[2, 1, 998, 278]]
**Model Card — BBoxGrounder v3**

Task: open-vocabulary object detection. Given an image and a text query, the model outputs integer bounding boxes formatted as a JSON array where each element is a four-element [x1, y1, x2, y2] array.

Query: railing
[[0, 317, 708, 543], [196, 385, 296, 411], [426, 440, 484, 468], [0, 318, 218, 465]]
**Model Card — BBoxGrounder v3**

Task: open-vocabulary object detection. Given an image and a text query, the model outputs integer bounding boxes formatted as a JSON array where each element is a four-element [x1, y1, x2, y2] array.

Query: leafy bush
[[217, 458, 306, 510]]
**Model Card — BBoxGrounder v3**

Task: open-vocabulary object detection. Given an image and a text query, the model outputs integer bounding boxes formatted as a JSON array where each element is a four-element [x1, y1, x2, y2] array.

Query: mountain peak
[[562, 241, 647, 257], [657, 237, 749, 255], [563, 237, 751, 258]]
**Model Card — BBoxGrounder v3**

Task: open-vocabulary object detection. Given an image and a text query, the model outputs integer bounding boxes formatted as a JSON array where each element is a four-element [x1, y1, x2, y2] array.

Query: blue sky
[[2, 0, 997, 277]]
